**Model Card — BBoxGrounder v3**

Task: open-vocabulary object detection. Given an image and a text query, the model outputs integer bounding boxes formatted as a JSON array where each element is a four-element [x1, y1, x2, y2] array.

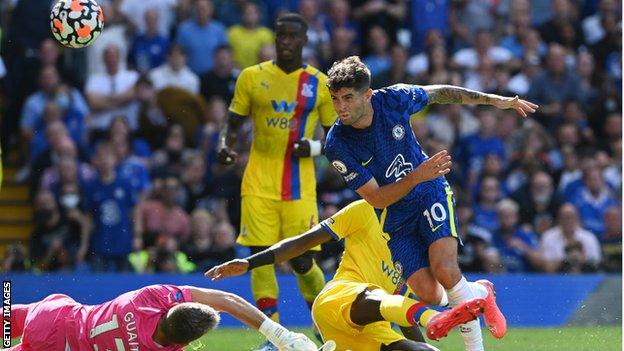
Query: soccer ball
[[50, 0, 104, 48]]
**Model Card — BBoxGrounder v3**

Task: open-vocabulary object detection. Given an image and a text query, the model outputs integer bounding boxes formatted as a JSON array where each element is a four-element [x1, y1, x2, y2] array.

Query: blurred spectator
[[227, 1, 274, 69], [408, 0, 448, 54], [213, 0, 270, 28], [197, 96, 228, 176], [149, 44, 200, 95], [128, 8, 170, 73], [40, 155, 96, 200], [184, 209, 216, 271], [582, 0, 618, 45], [507, 54, 542, 96], [362, 26, 391, 75], [452, 30, 513, 70], [407, 29, 446, 77], [538, 0, 582, 47], [129, 234, 195, 273], [499, 8, 535, 60], [528, 44, 583, 132], [414, 43, 462, 86], [472, 176, 502, 233], [456, 197, 498, 273], [454, 107, 506, 184], [175, 0, 228, 75], [566, 168, 618, 239], [30, 102, 87, 163], [371, 45, 413, 88], [492, 199, 544, 272], [82, 143, 138, 272], [324, 27, 358, 70], [110, 133, 152, 198], [119, 0, 176, 37], [85, 44, 139, 138], [2, 244, 29, 273], [427, 105, 478, 147], [20, 65, 89, 167], [151, 124, 195, 177], [29, 190, 90, 272], [299, 0, 331, 64], [352, 0, 406, 55], [138, 175, 191, 245], [208, 221, 237, 264], [512, 171, 562, 233], [180, 153, 211, 212], [540, 204, 602, 273], [134, 76, 168, 149], [200, 45, 239, 102], [323, 0, 359, 43], [86, 2, 130, 77]]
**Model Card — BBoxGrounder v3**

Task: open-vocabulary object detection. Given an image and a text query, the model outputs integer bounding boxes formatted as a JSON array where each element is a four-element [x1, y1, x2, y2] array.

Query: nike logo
[[431, 224, 443, 232], [361, 156, 373, 166]]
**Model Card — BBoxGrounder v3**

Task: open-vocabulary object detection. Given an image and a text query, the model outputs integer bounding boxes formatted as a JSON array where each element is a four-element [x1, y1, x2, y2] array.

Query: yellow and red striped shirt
[[229, 61, 336, 201]]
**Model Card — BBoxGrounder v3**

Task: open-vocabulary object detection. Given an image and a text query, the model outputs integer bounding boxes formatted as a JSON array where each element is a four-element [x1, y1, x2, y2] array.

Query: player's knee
[[289, 252, 314, 274]]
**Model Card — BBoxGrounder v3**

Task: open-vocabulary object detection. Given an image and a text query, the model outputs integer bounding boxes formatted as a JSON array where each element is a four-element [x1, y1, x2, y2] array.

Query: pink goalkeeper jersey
[[68, 284, 193, 351]]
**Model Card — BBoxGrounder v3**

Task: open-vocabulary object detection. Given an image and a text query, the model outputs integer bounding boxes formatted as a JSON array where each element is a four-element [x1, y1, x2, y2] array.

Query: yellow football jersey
[[319, 200, 406, 295], [229, 61, 336, 201]]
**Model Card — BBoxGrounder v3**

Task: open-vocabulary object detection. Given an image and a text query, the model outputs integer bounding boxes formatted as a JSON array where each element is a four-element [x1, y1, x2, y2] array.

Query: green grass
[[185, 326, 622, 351]]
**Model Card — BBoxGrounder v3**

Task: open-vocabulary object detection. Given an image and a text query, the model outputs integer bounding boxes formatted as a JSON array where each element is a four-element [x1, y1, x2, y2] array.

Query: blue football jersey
[[325, 84, 449, 234]]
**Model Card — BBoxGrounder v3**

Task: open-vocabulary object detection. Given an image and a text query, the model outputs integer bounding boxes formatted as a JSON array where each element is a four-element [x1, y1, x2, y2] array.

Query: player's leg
[[350, 288, 484, 341], [403, 268, 447, 306], [281, 198, 325, 310], [249, 246, 280, 321], [238, 196, 282, 322], [425, 187, 506, 339], [10, 303, 35, 338]]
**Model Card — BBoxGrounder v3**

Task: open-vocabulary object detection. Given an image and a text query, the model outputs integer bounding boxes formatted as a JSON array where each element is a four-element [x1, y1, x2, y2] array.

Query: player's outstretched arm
[[205, 226, 332, 280], [422, 85, 538, 117], [216, 112, 246, 165], [187, 287, 318, 351], [357, 150, 452, 209]]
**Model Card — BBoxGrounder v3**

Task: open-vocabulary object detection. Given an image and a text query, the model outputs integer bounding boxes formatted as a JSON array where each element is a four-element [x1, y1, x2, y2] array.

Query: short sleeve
[[316, 75, 338, 127], [228, 68, 253, 117], [325, 141, 373, 191], [319, 200, 370, 240], [380, 84, 429, 117]]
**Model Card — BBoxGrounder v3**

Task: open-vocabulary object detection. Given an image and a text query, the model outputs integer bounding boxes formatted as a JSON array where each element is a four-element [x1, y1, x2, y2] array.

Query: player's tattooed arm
[[422, 84, 539, 117], [422, 85, 492, 105]]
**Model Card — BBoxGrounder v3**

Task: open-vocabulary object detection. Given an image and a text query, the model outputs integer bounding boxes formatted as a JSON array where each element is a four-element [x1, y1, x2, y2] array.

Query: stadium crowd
[[0, 0, 621, 275]]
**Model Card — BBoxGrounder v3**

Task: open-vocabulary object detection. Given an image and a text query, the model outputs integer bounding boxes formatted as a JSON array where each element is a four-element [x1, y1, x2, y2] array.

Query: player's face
[[330, 87, 371, 125], [275, 22, 306, 62]]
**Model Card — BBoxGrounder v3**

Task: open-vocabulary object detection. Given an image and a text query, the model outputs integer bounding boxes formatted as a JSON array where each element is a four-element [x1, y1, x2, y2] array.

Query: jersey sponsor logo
[[385, 154, 413, 180], [271, 100, 297, 113], [331, 160, 348, 174], [265, 117, 297, 130], [392, 124, 405, 140], [381, 260, 402, 285], [301, 83, 314, 98], [361, 156, 373, 166]]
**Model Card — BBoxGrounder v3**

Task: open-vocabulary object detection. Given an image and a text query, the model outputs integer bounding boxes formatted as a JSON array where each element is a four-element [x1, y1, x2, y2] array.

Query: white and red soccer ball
[[50, 0, 104, 48]]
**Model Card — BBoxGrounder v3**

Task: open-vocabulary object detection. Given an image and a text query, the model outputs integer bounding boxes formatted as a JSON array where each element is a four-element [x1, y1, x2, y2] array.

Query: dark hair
[[326, 56, 371, 92], [276, 13, 308, 33], [162, 303, 220, 345]]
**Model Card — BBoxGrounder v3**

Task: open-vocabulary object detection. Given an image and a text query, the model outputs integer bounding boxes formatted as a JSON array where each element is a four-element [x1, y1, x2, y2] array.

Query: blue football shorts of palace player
[[382, 183, 462, 280]]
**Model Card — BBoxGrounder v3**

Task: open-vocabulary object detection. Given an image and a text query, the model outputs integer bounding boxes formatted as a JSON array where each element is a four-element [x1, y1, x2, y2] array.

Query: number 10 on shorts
[[423, 203, 447, 232]]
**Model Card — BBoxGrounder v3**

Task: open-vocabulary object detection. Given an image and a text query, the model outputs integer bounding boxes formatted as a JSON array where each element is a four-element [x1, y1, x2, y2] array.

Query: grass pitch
[[185, 326, 621, 351]]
